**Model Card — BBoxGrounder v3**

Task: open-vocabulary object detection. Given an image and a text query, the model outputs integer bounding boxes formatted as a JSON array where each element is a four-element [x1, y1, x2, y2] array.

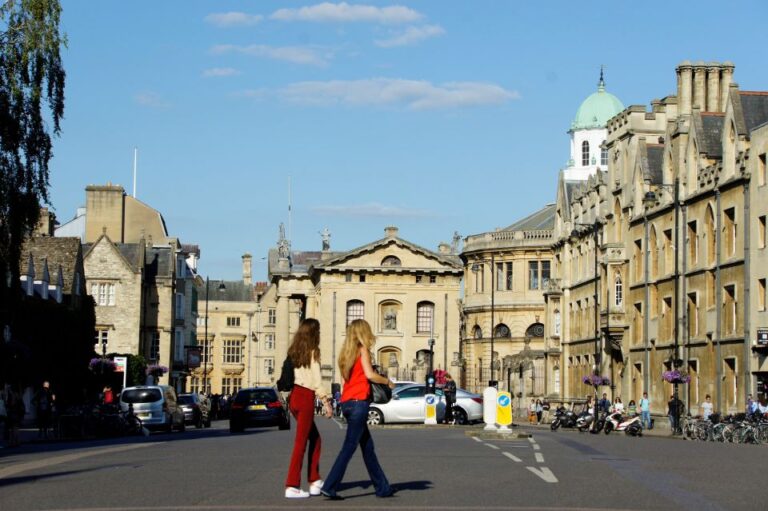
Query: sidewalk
[[516, 416, 682, 439]]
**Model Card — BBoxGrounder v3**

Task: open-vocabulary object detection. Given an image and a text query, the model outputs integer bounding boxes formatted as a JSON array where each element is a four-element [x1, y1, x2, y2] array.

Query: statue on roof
[[320, 227, 331, 251], [277, 222, 290, 259]]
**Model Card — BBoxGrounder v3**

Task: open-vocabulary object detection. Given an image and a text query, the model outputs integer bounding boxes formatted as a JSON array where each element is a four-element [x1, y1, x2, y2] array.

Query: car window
[[396, 387, 425, 399], [122, 389, 162, 403], [177, 395, 194, 405], [236, 389, 277, 403]]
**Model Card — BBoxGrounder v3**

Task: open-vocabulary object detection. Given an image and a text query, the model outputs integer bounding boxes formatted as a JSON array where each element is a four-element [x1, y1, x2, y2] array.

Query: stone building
[[460, 207, 555, 397], [549, 61, 768, 417]]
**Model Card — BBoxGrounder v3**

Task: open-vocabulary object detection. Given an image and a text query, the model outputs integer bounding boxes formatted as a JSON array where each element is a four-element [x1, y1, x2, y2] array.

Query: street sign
[[496, 391, 513, 429], [187, 347, 202, 368], [114, 356, 127, 390], [424, 393, 437, 425], [758, 328, 768, 346]]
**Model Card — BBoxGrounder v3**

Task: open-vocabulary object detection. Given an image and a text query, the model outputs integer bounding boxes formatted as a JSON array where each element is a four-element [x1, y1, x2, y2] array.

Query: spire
[[598, 65, 606, 92]]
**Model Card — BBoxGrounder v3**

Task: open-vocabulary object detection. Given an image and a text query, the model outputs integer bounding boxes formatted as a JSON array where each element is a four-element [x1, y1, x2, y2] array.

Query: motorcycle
[[576, 410, 593, 432], [603, 412, 643, 436], [550, 406, 578, 431]]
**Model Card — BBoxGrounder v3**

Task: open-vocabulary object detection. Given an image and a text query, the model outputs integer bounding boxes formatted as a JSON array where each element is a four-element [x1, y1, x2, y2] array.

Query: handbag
[[369, 381, 392, 404]]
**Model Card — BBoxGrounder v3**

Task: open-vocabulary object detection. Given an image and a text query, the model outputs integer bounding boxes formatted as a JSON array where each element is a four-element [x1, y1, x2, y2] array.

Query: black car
[[178, 393, 211, 428], [230, 387, 290, 433]]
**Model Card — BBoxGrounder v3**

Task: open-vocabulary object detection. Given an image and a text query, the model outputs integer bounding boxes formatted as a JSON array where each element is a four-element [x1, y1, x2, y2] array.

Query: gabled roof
[[203, 280, 258, 302], [145, 246, 173, 281], [19, 237, 83, 291], [502, 203, 556, 232], [638, 143, 664, 185], [83, 235, 143, 274], [739, 92, 768, 133], [695, 112, 725, 158], [313, 236, 462, 270]]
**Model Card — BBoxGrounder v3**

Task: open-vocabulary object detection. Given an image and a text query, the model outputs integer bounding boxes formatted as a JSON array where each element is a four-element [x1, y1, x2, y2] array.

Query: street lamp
[[202, 277, 226, 396], [643, 177, 681, 433], [471, 254, 496, 387], [570, 221, 601, 430]]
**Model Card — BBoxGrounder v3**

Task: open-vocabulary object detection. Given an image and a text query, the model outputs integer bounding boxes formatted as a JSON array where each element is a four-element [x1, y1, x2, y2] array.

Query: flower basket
[[582, 375, 611, 386], [662, 370, 691, 384], [145, 364, 169, 377], [89, 357, 116, 373]]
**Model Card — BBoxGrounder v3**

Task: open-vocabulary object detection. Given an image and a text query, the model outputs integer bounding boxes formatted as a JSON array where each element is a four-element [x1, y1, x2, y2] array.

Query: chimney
[[36, 207, 56, 236], [720, 62, 735, 112], [242, 253, 252, 285], [384, 226, 399, 238], [706, 63, 721, 112], [676, 61, 693, 116], [692, 62, 707, 110]]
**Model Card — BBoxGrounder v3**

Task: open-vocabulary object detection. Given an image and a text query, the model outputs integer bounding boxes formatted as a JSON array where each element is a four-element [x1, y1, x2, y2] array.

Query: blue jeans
[[641, 410, 650, 429], [322, 400, 391, 497]]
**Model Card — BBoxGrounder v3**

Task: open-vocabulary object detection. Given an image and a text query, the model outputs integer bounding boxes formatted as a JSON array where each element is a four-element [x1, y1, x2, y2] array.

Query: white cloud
[[210, 44, 330, 67], [375, 24, 445, 48], [311, 202, 437, 218], [205, 12, 263, 27], [202, 67, 241, 78], [134, 91, 171, 108], [278, 78, 520, 109], [271, 2, 422, 24]]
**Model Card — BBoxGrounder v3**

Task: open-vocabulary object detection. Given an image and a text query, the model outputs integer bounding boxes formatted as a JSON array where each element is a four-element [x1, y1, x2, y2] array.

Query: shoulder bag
[[369, 381, 392, 404]]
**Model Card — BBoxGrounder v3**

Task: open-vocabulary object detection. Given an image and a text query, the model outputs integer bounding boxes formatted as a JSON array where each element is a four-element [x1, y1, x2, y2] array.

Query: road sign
[[114, 356, 128, 390], [483, 386, 498, 430], [496, 391, 512, 429], [424, 394, 437, 425]]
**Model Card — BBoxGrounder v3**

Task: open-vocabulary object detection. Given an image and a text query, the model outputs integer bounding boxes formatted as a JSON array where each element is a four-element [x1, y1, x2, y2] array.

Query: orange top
[[341, 356, 370, 402]]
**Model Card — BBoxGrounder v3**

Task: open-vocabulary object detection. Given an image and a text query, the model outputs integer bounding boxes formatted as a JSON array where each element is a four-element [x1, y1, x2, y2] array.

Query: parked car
[[367, 384, 483, 425], [119, 385, 185, 433], [392, 380, 418, 389], [229, 387, 290, 433], [178, 393, 211, 428]]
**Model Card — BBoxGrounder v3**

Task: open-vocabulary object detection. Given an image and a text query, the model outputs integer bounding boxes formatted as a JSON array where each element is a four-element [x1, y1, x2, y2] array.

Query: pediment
[[315, 238, 461, 272]]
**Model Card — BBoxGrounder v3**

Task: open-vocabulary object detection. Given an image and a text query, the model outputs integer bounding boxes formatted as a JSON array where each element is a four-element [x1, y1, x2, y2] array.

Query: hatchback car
[[229, 387, 290, 433], [178, 393, 211, 428], [120, 385, 185, 433], [367, 384, 483, 425]]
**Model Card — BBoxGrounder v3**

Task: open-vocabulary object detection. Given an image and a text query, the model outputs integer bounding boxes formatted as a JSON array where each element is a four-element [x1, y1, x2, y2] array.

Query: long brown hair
[[287, 318, 320, 369], [338, 319, 375, 380]]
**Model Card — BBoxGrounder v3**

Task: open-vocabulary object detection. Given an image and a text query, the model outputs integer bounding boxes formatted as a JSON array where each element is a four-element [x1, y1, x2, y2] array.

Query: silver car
[[367, 384, 483, 425], [119, 385, 185, 433]]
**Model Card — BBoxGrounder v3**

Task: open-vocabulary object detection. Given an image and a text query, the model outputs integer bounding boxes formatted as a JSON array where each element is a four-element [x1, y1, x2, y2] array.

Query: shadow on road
[[336, 479, 433, 498], [0, 468, 102, 487]]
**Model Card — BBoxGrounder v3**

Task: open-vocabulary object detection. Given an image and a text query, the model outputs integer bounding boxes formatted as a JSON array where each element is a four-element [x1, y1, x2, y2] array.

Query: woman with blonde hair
[[321, 319, 395, 500], [284, 318, 333, 499]]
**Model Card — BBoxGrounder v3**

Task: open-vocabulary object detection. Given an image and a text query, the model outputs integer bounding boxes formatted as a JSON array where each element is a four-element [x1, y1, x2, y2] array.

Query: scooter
[[576, 410, 593, 432], [550, 406, 578, 431], [603, 412, 643, 436]]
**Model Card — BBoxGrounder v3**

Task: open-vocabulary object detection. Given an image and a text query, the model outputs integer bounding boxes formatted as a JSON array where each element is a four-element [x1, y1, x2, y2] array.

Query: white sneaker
[[285, 487, 310, 499], [309, 479, 324, 496]]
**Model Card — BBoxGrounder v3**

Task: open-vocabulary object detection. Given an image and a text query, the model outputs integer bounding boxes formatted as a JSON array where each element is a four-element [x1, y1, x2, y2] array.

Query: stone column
[[692, 63, 707, 111]]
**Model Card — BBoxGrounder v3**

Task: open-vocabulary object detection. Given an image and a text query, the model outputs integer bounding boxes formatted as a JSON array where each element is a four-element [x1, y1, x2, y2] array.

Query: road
[[1, 419, 766, 510]]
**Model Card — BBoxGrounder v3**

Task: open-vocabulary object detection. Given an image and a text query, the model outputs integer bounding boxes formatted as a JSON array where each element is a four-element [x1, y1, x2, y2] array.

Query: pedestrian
[[639, 392, 651, 429], [667, 394, 683, 434], [103, 385, 115, 405], [443, 373, 457, 424], [321, 319, 396, 500], [747, 394, 758, 416], [598, 393, 611, 414], [535, 399, 543, 424], [613, 397, 624, 415], [541, 399, 551, 423], [627, 400, 637, 417], [284, 318, 332, 499], [701, 394, 713, 420], [33, 381, 55, 439], [528, 399, 536, 423]]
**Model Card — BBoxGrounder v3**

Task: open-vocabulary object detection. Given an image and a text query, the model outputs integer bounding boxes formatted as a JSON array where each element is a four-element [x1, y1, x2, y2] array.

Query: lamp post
[[202, 277, 226, 396], [643, 177, 681, 433], [471, 254, 496, 387], [571, 221, 601, 430]]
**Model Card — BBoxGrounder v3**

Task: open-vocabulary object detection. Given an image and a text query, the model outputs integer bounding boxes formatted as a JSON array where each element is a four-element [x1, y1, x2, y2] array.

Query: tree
[[0, 0, 66, 319]]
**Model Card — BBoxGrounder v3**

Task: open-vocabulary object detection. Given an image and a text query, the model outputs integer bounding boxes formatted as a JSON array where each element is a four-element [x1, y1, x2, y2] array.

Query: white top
[[701, 401, 713, 418], [613, 402, 624, 413], [293, 358, 329, 400]]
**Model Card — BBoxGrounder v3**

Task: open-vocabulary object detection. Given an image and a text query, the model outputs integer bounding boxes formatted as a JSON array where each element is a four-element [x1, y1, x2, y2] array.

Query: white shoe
[[309, 479, 324, 496], [285, 487, 310, 499]]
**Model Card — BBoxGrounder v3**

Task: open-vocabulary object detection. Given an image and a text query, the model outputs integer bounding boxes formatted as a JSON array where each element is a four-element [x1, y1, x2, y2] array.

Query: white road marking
[[483, 443, 500, 450], [472, 436, 483, 442], [535, 453, 545, 463], [528, 436, 536, 443], [526, 466, 558, 483], [0, 442, 158, 480], [532, 443, 540, 451], [502, 451, 522, 462], [332, 417, 346, 429]]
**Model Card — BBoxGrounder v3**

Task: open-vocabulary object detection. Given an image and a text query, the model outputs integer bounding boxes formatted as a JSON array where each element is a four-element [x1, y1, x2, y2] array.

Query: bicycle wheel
[[758, 425, 768, 444], [694, 424, 709, 441], [712, 423, 726, 442]]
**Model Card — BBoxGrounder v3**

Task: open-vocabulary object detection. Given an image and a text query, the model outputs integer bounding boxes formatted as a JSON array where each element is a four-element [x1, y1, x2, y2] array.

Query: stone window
[[226, 316, 241, 327], [473, 325, 483, 339], [199, 338, 211, 365], [601, 145, 608, 167], [223, 339, 243, 364], [505, 263, 513, 290], [494, 324, 511, 338], [614, 274, 623, 307], [149, 331, 160, 362], [759, 216, 766, 249], [582, 141, 590, 166], [268, 309, 276, 325], [91, 282, 115, 306], [416, 301, 434, 333], [94, 329, 109, 353], [381, 255, 401, 266], [687, 220, 698, 265], [528, 261, 539, 290], [346, 300, 364, 326], [688, 292, 699, 337], [724, 207, 736, 257], [264, 358, 274, 376], [265, 333, 275, 350]]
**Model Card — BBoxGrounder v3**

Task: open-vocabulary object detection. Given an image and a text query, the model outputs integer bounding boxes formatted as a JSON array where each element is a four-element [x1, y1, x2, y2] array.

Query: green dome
[[571, 79, 624, 130]]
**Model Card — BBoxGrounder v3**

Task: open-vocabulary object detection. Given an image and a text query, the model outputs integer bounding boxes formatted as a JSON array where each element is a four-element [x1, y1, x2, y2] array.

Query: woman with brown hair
[[321, 319, 395, 500], [284, 318, 333, 499]]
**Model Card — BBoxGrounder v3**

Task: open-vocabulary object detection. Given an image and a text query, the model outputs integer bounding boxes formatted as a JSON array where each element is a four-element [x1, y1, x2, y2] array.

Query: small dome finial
[[598, 65, 606, 91]]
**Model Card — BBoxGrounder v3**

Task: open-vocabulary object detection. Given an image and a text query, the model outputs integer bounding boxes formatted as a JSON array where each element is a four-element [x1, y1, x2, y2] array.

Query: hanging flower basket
[[662, 370, 691, 384], [582, 375, 611, 386], [89, 357, 116, 373], [145, 364, 169, 376]]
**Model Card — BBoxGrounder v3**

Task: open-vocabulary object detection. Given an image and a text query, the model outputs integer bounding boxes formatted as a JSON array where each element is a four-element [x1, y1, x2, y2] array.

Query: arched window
[[494, 324, 511, 338], [706, 204, 716, 265], [582, 141, 590, 166], [601, 145, 608, 167], [473, 325, 483, 339], [525, 323, 545, 338], [614, 274, 623, 307], [346, 300, 364, 326], [416, 301, 434, 333], [381, 255, 401, 266], [650, 226, 659, 279], [553, 310, 561, 336]]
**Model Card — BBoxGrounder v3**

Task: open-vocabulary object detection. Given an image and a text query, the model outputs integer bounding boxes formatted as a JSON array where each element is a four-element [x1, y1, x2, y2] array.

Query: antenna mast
[[288, 176, 292, 242]]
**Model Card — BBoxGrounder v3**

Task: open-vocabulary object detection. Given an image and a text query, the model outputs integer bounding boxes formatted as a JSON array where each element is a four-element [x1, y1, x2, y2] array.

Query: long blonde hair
[[338, 319, 375, 380]]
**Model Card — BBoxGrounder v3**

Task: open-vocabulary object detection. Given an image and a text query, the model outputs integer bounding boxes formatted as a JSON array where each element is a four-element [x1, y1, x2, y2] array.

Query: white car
[[367, 384, 483, 425]]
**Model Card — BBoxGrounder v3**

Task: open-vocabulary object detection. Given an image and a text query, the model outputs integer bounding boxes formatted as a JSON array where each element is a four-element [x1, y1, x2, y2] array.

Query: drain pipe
[[715, 189, 723, 413]]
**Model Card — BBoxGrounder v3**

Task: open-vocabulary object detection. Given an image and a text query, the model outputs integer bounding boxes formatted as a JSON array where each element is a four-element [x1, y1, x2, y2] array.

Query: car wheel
[[367, 408, 383, 426], [604, 423, 613, 435], [452, 408, 468, 425]]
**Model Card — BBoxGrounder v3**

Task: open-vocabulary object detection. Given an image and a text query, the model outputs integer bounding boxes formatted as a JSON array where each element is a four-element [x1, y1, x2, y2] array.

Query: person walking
[[701, 394, 714, 420], [443, 373, 456, 424], [284, 318, 332, 499], [598, 393, 611, 414], [33, 381, 55, 439], [535, 399, 543, 424], [321, 319, 395, 500], [639, 392, 651, 429]]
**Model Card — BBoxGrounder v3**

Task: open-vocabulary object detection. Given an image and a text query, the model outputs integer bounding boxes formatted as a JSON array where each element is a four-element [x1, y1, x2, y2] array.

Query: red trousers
[[285, 385, 322, 488]]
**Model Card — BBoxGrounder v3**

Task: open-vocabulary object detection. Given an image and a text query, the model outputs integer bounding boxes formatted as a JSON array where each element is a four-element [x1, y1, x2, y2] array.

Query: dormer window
[[381, 256, 401, 266]]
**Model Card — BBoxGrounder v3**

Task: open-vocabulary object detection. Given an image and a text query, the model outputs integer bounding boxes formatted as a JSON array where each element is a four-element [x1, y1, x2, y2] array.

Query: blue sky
[[49, 1, 768, 281]]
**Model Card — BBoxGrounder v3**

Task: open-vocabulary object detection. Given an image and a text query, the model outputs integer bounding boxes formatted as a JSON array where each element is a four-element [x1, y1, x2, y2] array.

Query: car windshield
[[236, 389, 277, 404], [122, 388, 162, 403], [177, 395, 195, 405]]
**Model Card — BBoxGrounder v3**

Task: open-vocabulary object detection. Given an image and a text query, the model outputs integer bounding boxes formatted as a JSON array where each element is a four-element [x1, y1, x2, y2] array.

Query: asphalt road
[[1, 418, 766, 511]]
